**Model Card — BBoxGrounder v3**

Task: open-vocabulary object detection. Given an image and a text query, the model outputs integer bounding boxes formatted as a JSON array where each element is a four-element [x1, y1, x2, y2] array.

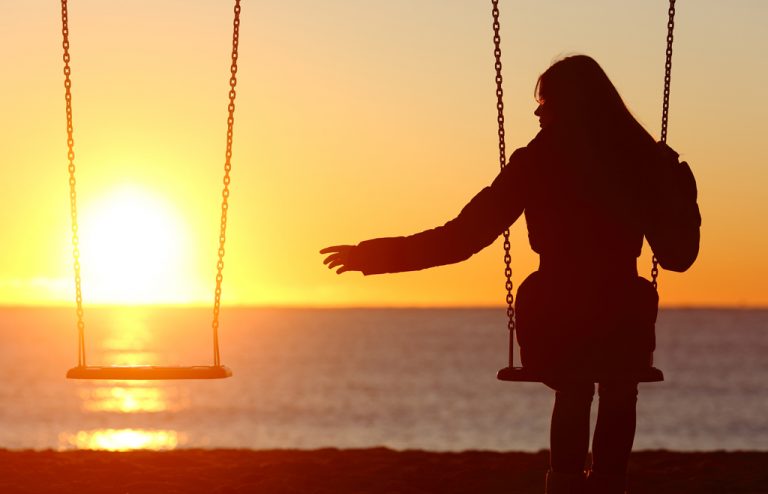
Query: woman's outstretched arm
[[321, 148, 530, 275]]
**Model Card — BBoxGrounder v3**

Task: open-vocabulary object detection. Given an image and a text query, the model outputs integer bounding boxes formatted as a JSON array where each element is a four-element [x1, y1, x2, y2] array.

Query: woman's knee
[[548, 381, 595, 404], [597, 382, 638, 407]]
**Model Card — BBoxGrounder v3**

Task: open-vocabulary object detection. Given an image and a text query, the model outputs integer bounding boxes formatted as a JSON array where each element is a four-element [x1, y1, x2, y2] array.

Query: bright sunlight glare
[[78, 185, 200, 304], [59, 428, 184, 451]]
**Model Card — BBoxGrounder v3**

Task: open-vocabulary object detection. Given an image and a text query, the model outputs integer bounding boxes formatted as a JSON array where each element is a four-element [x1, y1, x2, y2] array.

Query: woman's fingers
[[321, 247, 350, 270], [326, 257, 343, 269], [320, 245, 357, 274], [319, 245, 351, 255], [322, 252, 346, 266]]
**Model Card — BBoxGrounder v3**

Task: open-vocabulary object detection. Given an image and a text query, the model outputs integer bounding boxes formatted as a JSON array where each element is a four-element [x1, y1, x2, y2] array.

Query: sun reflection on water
[[100, 308, 158, 366], [63, 308, 206, 451], [79, 384, 189, 413], [76, 307, 192, 414], [59, 429, 186, 451]]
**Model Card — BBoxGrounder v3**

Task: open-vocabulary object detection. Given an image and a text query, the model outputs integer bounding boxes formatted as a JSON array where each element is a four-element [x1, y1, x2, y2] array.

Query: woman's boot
[[545, 470, 586, 494], [584, 470, 627, 494]]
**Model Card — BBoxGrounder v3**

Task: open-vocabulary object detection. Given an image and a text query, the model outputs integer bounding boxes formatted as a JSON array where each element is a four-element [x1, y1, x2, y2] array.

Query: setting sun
[[77, 185, 203, 304]]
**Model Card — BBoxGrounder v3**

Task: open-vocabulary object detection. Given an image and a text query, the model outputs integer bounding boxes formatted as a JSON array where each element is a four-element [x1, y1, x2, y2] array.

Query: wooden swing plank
[[66, 365, 232, 380], [496, 366, 664, 383]]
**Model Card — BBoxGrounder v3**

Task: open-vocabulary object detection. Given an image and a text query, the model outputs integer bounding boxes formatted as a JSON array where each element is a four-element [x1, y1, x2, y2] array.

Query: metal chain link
[[660, 0, 676, 146], [491, 0, 516, 367], [652, 0, 676, 290], [61, 0, 86, 367], [211, 0, 242, 367]]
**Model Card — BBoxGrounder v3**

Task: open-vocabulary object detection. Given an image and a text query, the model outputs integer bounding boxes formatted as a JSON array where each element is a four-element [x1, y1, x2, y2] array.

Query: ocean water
[[0, 307, 765, 452]]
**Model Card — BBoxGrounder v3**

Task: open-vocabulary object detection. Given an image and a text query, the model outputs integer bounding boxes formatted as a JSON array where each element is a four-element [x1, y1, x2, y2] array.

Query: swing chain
[[211, 0, 241, 367], [652, 0, 676, 290], [491, 0, 516, 360], [660, 0, 676, 145], [61, 0, 86, 367], [60, 0, 241, 371]]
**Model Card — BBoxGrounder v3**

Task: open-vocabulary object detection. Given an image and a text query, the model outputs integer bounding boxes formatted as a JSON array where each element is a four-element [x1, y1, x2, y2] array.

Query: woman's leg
[[585, 382, 638, 493], [548, 381, 595, 474], [591, 382, 638, 474]]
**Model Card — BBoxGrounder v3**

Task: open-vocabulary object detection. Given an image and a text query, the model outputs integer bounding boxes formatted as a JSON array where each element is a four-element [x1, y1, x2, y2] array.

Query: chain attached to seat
[[491, 0, 516, 367], [60, 0, 243, 370], [212, 0, 242, 367], [60, 0, 86, 367]]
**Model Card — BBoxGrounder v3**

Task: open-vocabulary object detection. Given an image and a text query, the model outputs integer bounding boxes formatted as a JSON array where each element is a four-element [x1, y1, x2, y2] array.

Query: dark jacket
[[350, 126, 657, 279], [350, 125, 671, 374]]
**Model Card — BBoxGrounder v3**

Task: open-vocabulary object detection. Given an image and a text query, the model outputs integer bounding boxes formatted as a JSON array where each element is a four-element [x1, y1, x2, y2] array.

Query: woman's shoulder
[[524, 128, 551, 151], [508, 128, 562, 169], [522, 127, 573, 156]]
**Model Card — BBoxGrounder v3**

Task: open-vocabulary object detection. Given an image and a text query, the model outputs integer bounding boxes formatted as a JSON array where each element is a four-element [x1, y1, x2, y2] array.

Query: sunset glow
[[77, 185, 200, 304], [59, 429, 185, 451], [0, 1, 766, 307]]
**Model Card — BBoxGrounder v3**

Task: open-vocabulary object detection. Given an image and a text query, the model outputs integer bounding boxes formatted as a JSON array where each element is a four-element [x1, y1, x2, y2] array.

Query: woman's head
[[534, 55, 646, 135]]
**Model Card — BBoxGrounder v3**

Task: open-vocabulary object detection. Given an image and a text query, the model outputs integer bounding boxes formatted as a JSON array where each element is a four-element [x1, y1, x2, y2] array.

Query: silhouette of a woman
[[322, 55, 678, 494]]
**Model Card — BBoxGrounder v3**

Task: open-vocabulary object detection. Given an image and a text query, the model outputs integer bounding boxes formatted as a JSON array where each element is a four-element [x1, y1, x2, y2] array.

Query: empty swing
[[62, 0, 242, 380], [494, 1, 678, 383]]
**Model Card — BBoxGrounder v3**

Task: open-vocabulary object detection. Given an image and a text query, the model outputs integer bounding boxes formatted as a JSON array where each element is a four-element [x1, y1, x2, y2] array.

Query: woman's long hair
[[535, 55, 656, 155], [535, 55, 659, 226]]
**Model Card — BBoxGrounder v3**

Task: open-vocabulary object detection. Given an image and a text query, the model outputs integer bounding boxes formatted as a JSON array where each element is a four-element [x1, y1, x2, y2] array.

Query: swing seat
[[66, 365, 232, 380], [497, 365, 663, 383]]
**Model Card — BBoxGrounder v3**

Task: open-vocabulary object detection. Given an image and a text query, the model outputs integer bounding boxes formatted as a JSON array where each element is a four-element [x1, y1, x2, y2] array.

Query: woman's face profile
[[534, 101, 554, 128]]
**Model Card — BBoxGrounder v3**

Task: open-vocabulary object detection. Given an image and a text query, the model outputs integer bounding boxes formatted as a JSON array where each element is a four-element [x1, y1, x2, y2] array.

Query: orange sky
[[0, 0, 766, 307]]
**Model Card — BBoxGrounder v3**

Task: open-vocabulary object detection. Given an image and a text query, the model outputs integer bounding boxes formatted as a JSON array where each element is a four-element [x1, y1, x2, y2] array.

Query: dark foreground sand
[[0, 449, 765, 494]]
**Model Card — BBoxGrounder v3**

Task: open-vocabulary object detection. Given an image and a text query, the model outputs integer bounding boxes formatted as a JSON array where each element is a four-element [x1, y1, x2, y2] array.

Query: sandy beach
[[0, 449, 765, 494]]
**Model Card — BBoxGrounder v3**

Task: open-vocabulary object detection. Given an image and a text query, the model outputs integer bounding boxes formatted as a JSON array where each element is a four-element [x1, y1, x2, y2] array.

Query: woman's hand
[[320, 245, 358, 274]]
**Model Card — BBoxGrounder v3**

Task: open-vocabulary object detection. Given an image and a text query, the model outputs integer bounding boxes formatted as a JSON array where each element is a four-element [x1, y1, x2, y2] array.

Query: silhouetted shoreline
[[0, 448, 765, 493]]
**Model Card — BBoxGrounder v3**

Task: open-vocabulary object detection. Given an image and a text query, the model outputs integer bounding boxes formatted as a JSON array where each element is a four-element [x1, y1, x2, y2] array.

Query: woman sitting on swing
[[322, 55, 689, 494]]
